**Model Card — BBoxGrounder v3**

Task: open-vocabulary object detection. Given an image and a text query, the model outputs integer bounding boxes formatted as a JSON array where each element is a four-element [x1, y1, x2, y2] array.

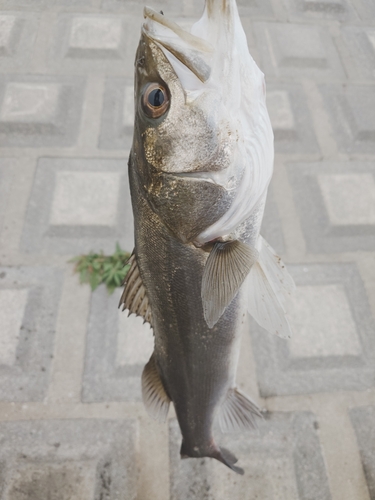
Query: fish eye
[[142, 83, 170, 119]]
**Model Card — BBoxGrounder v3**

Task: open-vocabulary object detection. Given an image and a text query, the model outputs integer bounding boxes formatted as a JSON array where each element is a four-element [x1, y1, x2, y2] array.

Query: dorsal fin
[[217, 387, 263, 433], [142, 353, 171, 423], [118, 252, 153, 327], [201, 240, 259, 328]]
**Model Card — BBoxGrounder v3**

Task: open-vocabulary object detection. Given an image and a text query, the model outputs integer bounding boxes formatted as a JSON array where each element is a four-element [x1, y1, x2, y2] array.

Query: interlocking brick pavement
[[0, 0, 374, 498]]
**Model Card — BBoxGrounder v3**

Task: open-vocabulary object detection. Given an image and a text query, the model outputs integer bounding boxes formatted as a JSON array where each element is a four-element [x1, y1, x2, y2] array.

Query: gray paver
[[266, 83, 320, 155], [283, 0, 358, 21], [21, 157, 133, 255], [0, 14, 39, 73], [0, 158, 13, 235], [0, 419, 137, 500], [99, 78, 134, 150], [0, 267, 63, 401], [350, 406, 375, 500], [50, 14, 139, 77], [320, 84, 375, 154], [341, 26, 375, 81], [251, 263, 375, 397], [287, 161, 375, 253], [169, 412, 331, 500], [83, 285, 154, 402], [260, 181, 285, 255], [254, 22, 345, 81], [0, 75, 84, 148]]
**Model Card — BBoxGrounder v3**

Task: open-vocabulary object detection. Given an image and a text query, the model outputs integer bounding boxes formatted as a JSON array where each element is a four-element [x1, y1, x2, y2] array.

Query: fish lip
[[142, 7, 213, 83]]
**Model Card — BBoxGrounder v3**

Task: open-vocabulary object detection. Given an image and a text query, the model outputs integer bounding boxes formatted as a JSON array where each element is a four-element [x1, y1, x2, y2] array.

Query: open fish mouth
[[143, 7, 214, 84]]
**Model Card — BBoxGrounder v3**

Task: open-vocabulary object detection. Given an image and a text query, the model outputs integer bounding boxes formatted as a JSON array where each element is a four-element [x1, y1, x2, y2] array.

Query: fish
[[119, 0, 295, 475]]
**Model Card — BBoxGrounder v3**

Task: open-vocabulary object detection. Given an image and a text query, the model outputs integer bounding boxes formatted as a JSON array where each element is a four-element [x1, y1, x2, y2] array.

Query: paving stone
[[287, 161, 375, 253], [266, 83, 320, 154], [350, 406, 375, 500], [0, 14, 38, 73], [51, 15, 138, 76], [50, 171, 121, 226], [288, 284, 361, 358], [341, 26, 375, 80], [21, 157, 133, 255], [99, 78, 133, 150], [250, 262, 375, 397], [320, 84, 375, 154], [0, 158, 13, 235], [260, 181, 285, 255], [0, 419, 137, 500], [254, 22, 345, 81], [318, 173, 375, 226], [352, 0, 375, 20], [2, 0, 92, 7], [283, 0, 358, 21], [0, 76, 84, 147], [0, 267, 63, 401], [101, 0, 183, 15], [169, 412, 331, 500], [83, 285, 153, 402]]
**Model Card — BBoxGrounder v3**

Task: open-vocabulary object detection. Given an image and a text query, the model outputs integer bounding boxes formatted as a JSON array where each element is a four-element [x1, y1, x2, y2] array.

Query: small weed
[[70, 243, 131, 294]]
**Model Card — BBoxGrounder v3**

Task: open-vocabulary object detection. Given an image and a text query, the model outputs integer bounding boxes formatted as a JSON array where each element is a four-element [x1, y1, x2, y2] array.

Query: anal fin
[[218, 387, 263, 433], [142, 353, 170, 423], [202, 240, 259, 328], [118, 251, 153, 327]]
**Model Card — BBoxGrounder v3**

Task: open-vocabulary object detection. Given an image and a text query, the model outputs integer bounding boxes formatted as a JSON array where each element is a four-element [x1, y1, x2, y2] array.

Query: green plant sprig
[[70, 243, 131, 294]]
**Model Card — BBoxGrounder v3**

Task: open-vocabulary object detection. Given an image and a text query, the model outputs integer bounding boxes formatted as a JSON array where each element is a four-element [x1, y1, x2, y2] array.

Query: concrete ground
[[0, 0, 374, 498]]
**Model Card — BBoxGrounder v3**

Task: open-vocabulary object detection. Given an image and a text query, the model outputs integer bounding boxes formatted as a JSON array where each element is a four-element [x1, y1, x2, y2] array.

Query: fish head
[[132, 1, 273, 244], [134, 8, 233, 177]]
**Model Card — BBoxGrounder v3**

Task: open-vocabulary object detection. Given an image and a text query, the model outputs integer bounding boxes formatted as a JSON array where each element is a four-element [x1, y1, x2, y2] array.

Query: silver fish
[[120, 0, 295, 474]]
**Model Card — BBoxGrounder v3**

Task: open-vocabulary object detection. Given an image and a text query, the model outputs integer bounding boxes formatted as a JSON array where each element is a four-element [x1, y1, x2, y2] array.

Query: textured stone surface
[[266, 83, 320, 154], [21, 158, 132, 255], [283, 0, 357, 21], [321, 84, 375, 154], [350, 406, 375, 500], [0, 267, 63, 401], [99, 78, 134, 150], [0, 419, 137, 500], [341, 27, 375, 80], [83, 285, 153, 402], [0, 0, 373, 498], [0, 77, 84, 147], [169, 412, 331, 500], [287, 161, 375, 252], [251, 263, 375, 397], [254, 22, 345, 80]]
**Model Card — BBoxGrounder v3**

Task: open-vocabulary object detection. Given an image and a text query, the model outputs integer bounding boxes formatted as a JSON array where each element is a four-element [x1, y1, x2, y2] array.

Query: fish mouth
[[143, 7, 213, 84]]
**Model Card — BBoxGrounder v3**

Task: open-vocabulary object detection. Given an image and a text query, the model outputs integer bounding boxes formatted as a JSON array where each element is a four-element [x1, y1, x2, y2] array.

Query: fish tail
[[180, 440, 244, 475], [214, 447, 245, 475]]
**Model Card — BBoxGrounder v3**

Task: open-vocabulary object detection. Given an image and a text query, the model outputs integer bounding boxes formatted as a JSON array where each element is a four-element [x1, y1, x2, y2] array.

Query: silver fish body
[[121, 0, 295, 474]]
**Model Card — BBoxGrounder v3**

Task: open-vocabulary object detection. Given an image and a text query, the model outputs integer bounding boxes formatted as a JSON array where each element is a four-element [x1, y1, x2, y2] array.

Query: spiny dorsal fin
[[118, 252, 153, 327], [142, 353, 170, 423], [218, 387, 263, 433], [201, 240, 259, 328]]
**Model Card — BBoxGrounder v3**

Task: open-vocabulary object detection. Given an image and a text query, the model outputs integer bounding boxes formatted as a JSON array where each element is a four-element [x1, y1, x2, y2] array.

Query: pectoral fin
[[142, 353, 170, 423], [217, 387, 263, 433], [246, 236, 295, 339], [118, 252, 153, 327], [201, 240, 259, 328]]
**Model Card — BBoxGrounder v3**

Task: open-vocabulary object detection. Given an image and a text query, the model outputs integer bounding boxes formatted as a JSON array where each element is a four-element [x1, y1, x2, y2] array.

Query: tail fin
[[246, 236, 295, 339], [180, 441, 244, 475], [216, 447, 244, 475]]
